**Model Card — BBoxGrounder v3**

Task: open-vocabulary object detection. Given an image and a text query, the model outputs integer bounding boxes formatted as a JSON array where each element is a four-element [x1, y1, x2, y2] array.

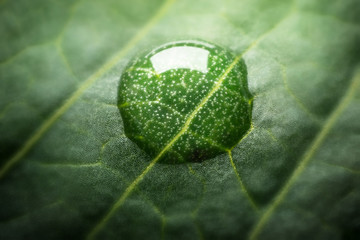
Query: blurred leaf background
[[1, 0, 360, 239]]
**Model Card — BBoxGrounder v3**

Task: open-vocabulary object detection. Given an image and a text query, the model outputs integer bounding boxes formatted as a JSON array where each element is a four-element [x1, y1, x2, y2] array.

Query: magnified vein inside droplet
[[118, 40, 252, 163]]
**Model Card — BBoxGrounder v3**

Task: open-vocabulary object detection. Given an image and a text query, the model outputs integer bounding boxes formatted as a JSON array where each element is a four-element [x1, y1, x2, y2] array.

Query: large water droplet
[[118, 40, 252, 163]]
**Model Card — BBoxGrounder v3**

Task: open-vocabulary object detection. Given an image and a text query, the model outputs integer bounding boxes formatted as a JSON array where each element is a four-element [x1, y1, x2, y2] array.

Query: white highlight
[[150, 46, 209, 74]]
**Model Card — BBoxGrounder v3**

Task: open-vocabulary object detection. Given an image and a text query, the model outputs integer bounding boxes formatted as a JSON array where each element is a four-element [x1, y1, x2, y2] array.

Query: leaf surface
[[1, 0, 360, 239]]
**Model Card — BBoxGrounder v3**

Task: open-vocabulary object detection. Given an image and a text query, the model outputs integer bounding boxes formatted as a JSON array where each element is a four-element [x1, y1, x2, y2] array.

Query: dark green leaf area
[[118, 40, 252, 163]]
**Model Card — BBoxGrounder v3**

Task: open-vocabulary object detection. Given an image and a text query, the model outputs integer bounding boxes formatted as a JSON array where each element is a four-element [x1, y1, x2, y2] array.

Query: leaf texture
[[0, 0, 360, 239]]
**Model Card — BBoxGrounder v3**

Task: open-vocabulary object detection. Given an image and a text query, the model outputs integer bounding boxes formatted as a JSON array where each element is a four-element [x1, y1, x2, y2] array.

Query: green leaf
[[1, 0, 359, 239]]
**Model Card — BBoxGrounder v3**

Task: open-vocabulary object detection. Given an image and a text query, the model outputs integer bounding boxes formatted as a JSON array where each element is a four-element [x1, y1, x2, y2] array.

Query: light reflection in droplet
[[150, 46, 209, 74]]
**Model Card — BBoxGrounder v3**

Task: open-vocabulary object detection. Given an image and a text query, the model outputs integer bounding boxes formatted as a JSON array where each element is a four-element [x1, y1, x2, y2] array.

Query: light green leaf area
[[0, 0, 359, 239]]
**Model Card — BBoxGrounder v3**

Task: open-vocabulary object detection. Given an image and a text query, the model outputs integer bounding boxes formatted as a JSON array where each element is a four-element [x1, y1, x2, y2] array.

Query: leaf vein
[[0, 0, 176, 179], [86, 7, 296, 237], [248, 68, 360, 240], [228, 151, 258, 211]]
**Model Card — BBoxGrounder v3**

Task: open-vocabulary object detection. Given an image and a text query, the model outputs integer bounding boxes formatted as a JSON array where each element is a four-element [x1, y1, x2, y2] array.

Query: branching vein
[[228, 151, 258, 211]]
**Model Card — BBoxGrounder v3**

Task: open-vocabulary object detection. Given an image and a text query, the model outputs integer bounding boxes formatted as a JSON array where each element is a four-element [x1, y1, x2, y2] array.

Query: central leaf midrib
[[86, 8, 296, 238], [86, 51, 243, 239]]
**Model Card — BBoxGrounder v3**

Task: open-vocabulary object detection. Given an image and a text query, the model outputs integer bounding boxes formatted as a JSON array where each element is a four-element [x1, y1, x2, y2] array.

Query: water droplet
[[118, 40, 252, 163]]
